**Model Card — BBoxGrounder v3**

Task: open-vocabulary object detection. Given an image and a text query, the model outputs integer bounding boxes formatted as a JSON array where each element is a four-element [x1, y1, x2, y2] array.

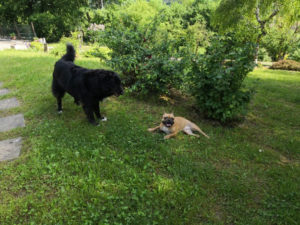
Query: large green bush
[[98, 0, 211, 95], [101, 16, 185, 94], [188, 35, 256, 123]]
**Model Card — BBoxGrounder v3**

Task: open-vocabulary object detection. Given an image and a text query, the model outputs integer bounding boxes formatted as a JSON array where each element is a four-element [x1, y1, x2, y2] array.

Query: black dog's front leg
[[83, 105, 98, 125], [93, 102, 106, 121], [57, 98, 63, 112], [93, 102, 102, 119]]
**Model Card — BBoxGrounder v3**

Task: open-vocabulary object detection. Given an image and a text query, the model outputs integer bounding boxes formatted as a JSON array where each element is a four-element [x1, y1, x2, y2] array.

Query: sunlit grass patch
[[0, 51, 299, 225]]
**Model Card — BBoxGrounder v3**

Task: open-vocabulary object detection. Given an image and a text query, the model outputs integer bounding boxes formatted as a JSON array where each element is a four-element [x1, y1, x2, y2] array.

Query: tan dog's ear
[[171, 112, 174, 117]]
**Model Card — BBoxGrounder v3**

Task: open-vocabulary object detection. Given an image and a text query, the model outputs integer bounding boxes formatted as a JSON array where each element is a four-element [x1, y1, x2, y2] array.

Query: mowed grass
[[0, 50, 299, 225]]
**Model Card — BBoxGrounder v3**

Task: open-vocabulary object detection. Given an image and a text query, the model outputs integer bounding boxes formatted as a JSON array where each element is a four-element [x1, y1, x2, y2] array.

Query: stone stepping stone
[[0, 137, 22, 161], [0, 114, 25, 132], [0, 88, 9, 96], [0, 97, 19, 110]]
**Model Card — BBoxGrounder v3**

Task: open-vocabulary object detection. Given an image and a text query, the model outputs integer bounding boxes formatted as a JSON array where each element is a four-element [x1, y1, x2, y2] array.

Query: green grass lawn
[[0, 50, 299, 225]]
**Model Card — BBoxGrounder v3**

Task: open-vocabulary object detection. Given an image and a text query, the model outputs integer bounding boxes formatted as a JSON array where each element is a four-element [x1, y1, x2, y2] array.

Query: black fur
[[52, 44, 123, 125]]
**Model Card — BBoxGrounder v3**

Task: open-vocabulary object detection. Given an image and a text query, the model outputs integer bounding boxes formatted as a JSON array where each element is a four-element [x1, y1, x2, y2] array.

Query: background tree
[[213, 0, 300, 62], [0, 0, 88, 42], [262, 19, 300, 61]]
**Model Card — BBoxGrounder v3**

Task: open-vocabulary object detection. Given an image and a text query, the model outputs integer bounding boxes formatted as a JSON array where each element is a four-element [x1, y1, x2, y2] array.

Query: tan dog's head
[[162, 113, 175, 127]]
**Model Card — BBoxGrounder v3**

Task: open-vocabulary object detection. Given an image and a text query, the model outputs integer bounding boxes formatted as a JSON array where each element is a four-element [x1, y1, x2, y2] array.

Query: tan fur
[[148, 113, 210, 139]]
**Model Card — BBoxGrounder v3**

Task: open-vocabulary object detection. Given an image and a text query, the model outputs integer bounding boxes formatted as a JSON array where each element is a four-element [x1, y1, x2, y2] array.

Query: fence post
[[14, 22, 21, 39], [31, 22, 37, 38], [42, 38, 48, 52]]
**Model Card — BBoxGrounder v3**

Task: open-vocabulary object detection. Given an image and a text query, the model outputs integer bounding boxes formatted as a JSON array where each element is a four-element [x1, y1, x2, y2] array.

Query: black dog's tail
[[61, 43, 75, 62]]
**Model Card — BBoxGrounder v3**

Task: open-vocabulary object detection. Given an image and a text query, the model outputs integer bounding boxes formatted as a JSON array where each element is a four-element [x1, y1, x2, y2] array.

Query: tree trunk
[[14, 22, 21, 39], [254, 4, 279, 64], [255, 42, 259, 64], [31, 22, 37, 38]]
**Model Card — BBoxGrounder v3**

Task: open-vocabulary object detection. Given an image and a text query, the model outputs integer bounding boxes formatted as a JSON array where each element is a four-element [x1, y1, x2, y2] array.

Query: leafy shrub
[[84, 29, 101, 43], [258, 47, 271, 62], [101, 14, 185, 94], [270, 60, 300, 71], [82, 8, 111, 43], [97, 0, 211, 95], [188, 35, 256, 123], [49, 32, 81, 57], [83, 45, 111, 60], [288, 49, 300, 62], [30, 39, 44, 51]]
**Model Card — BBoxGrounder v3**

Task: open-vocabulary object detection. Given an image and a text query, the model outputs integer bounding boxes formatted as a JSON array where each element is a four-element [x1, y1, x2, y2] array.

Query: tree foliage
[[213, 0, 300, 62], [213, 0, 299, 31], [262, 20, 300, 61], [0, 0, 88, 42]]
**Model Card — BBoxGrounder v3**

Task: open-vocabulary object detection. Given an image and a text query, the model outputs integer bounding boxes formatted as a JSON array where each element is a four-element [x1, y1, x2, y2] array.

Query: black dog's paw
[[100, 117, 107, 122]]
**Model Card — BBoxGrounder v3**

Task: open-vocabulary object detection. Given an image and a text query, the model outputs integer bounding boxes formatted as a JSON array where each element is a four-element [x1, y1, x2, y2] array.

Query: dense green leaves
[[213, 0, 300, 61], [98, 1, 211, 95], [101, 15, 185, 94], [189, 35, 256, 122], [262, 21, 300, 61], [0, 0, 88, 42], [96, 0, 257, 122], [213, 0, 300, 31]]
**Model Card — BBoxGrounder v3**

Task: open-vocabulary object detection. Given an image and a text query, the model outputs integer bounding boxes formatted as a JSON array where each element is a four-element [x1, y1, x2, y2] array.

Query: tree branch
[[265, 8, 279, 23], [255, 5, 279, 37]]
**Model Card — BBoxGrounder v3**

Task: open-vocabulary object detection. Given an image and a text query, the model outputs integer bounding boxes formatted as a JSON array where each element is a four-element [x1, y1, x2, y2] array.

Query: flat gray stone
[[0, 114, 25, 132], [0, 137, 22, 161], [0, 88, 9, 96], [0, 97, 19, 110]]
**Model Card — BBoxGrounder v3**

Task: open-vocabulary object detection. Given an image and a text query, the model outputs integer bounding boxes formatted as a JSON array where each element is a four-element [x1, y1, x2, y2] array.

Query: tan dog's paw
[[164, 135, 170, 140], [148, 128, 155, 132]]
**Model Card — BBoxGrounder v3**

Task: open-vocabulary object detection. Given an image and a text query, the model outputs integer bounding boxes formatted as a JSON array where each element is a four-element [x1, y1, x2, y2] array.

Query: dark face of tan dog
[[162, 113, 174, 128]]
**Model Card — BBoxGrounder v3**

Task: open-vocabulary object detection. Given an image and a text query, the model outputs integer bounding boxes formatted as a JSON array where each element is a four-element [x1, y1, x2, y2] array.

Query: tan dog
[[148, 113, 210, 139]]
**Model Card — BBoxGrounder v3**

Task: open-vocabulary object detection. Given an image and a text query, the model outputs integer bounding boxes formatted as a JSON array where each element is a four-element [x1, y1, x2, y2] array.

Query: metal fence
[[0, 24, 34, 40]]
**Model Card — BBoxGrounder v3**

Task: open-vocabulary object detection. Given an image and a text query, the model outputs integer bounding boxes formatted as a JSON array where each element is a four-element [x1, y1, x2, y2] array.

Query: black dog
[[52, 44, 123, 125]]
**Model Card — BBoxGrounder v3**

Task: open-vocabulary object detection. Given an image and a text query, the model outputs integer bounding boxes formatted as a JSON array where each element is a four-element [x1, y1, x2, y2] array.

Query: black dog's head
[[103, 71, 123, 97], [162, 113, 175, 127], [87, 70, 124, 98]]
